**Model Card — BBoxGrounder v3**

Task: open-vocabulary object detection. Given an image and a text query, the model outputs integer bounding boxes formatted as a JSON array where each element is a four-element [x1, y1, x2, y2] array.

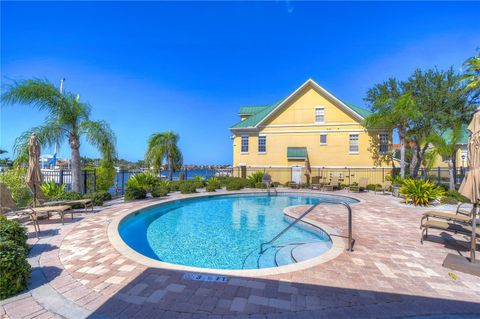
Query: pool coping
[[107, 189, 356, 277]]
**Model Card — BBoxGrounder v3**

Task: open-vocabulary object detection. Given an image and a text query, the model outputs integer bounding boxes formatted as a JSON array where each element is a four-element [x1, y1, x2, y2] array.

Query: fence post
[[93, 169, 97, 192], [382, 168, 385, 182], [83, 170, 87, 194], [59, 169, 64, 186], [348, 168, 351, 185], [437, 167, 441, 184], [122, 171, 125, 194]]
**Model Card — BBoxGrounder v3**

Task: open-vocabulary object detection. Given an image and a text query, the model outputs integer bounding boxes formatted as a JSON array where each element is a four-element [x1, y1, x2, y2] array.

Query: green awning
[[287, 147, 307, 159]]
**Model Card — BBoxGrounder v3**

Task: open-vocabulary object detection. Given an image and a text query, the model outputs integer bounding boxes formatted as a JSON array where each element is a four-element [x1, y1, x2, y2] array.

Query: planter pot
[[392, 185, 401, 197]]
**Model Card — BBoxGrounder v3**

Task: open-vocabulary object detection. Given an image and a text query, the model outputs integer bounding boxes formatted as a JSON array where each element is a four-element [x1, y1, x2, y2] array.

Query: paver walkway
[[1, 189, 480, 318]]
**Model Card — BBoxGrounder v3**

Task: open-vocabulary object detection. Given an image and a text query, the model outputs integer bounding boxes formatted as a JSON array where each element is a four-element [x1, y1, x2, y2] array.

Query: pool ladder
[[242, 200, 354, 269]]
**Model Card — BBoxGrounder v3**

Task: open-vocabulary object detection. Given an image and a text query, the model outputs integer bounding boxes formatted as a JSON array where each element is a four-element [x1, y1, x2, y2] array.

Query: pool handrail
[[260, 200, 354, 254]]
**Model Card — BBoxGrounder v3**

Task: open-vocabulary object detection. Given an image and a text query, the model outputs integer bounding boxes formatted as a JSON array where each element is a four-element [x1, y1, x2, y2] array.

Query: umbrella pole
[[472, 203, 478, 262]]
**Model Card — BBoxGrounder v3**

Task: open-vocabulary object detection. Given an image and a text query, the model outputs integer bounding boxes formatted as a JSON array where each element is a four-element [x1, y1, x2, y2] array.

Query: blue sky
[[1, 1, 479, 164]]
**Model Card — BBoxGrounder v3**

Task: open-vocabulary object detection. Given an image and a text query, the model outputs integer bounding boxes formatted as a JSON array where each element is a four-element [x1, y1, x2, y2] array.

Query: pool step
[[274, 244, 297, 266], [291, 241, 331, 263]]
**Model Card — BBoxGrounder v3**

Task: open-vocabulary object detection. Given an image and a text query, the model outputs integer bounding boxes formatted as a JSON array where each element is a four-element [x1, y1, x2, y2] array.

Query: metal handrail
[[260, 200, 354, 254]]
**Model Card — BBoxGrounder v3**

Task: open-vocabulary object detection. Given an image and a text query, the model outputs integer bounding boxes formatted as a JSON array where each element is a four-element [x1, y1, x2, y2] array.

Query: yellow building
[[230, 79, 392, 184]]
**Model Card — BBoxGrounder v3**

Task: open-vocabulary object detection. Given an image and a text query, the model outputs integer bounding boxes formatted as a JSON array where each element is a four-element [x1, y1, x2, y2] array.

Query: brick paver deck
[[1, 189, 479, 318]]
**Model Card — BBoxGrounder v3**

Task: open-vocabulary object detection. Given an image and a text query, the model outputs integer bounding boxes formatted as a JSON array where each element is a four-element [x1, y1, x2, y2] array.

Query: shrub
[[49, 191, 83, 201], [95, 161, 116, 192], [366, 184, 381, 191], [124, 186, 147, 201], [167, 181, 181, 192], [0, 168, 32, 207], [206, 177, 221, 190], [399, 179, 445, 206], [440, 190, 470, 205], [0, 240, 31, 300], [247, 171, 264, 188], [84, 192, 104, 206], [40, 180, 65, 199], [0, 216, 28, 251], [255, 182, 266, 189], [226, 179, 245, 191], [179, 182, 197, 194], [193, 176, 205, 186], [206, 184, 217, 192], [151, 185, 169, 197], [126, 172, 159, 193]]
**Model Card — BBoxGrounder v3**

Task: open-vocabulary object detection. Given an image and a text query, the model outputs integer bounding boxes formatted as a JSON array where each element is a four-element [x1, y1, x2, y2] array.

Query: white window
[[379, 133, 389, 154], [241, 135, 249, 153], [258, 135, 266, 153], [315, 107, 325, 123], [320, 134, 327, 145], [349, 134, 359, 154]]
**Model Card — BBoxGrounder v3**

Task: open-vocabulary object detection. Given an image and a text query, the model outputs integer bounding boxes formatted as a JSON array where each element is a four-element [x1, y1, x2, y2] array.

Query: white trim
[[235, 165, 392, 169], [259, 122, 359, 128], [255, 78, 365, 128], [262, 129, 364, 134], [240, 152, 249, 155]]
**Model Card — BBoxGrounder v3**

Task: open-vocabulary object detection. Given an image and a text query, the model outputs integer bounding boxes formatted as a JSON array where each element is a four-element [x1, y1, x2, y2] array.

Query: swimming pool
[[118, 193, 358, 270]]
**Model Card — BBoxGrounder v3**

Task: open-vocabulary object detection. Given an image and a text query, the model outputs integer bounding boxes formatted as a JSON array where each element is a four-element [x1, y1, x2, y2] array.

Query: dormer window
[[315, 107, 325, 123]]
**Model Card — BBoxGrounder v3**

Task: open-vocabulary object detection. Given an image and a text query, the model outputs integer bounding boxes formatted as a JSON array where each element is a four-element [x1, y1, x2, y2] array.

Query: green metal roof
[[287, 147, 307, 159], [440, 126, 470, 145], [230, 94, 372, 130], [239, 106, 269, 115]]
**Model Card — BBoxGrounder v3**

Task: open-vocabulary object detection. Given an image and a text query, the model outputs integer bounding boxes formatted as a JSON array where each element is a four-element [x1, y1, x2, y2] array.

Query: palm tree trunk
[[168, 155, 173, 181], [399, 128, 406, 178], [69, 134, 82, 192], [448, 158, 455, 191]]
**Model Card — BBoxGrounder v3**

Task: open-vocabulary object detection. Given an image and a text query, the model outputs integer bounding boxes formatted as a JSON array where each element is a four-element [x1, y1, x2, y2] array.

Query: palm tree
[[0, 149, 7, 155], [145, 131, 183, 180], [463, 50, 480, 98], [1, 78, 116, 192], [364, 78, 418, 178]]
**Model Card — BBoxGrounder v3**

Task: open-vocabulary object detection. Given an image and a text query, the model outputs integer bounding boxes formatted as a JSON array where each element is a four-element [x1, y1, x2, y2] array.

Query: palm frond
[[80, 120, 117, 162]]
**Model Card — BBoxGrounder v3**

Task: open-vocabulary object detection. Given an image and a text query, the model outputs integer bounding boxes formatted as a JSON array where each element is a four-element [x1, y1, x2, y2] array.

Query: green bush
[[206, 177, 221, 190], [0, 216, 28, 251], [206, 184, 217, 192], [247, 171, 264, 188], [0, 168, 32, 207], [440, 190, 470, 205], [126, 172, 159, 193], [49, 191, 83, 201], [167, 181, 181, 192], [255, 182, 266, 189], [84, 192, 105, 206], [179, 182, 197, 194], [226, 179, 245, 191], [193, 176, 205, 187], [95, 161, 116, 192], [40, 180, 65, 199], [124, 186, 147, 201], [399, 179, 445, 206], [366, 184, 380, 191], [151, 185, 169, 197], [0, 240, 31, 300]]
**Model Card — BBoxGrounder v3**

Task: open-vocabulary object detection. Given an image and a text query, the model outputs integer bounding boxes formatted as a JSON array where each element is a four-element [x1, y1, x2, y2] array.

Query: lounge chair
[[0, 184, 73, 237], [421, 203, 476, 227], [323, 177, 339, 191], [36, 190, 94, 213], [349, 178, 368, 193], [374, 181, 392, 194], [421, 219, 480, 244], [311, 176, 321, 190], [289, 181, 300, 189]]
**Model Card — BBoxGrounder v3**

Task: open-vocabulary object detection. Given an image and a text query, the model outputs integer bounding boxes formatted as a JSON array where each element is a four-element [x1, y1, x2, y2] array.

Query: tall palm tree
[[1, 78, 116, 192], [463, 51, 480, 98], [364, 78, 418, 178], [145, 131, 183, 180]]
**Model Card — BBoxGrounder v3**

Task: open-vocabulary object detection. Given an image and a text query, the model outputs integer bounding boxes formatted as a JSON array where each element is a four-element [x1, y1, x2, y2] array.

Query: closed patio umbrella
[[26, 133, 43, 207], [304, 157, 312, 185], [459, 108, 480, 262]]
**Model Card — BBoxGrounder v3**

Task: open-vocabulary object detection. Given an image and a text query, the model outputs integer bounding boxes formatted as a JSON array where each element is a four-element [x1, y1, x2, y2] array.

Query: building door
[[291, 166, 302, 184]]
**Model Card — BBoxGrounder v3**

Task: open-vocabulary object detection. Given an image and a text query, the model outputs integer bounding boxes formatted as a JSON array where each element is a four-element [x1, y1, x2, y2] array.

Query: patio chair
[[289, 181, 300, 189], [311, 176, 321, 190], [0, 184, 73, 237], [374, 181, 392, 194], [420, 203, 476, 228], [349, 178, 368, 193], [421, 219, 480, 244], [323, 177, 339, 191], [36, 189, 94, 213]]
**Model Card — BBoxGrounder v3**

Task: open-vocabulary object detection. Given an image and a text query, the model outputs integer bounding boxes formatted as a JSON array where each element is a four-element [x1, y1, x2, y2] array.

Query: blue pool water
[[119, 193, 358, 270]]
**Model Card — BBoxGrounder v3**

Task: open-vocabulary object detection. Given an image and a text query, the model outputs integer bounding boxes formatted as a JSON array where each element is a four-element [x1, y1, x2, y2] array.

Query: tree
[[0, 149, 7, 155], [430, 122, 464, 190], [364, 78, 417, 178], [145, 131, 183, 180], [463, 50, 480, 99], [1, 78, 116, 192], [404, 68, 473, 178]]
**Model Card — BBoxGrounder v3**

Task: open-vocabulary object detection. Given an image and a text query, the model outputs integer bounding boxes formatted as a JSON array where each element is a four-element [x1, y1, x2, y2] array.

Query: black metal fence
[[231, 166, 468, 187], [41, 169, 96, 194]]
